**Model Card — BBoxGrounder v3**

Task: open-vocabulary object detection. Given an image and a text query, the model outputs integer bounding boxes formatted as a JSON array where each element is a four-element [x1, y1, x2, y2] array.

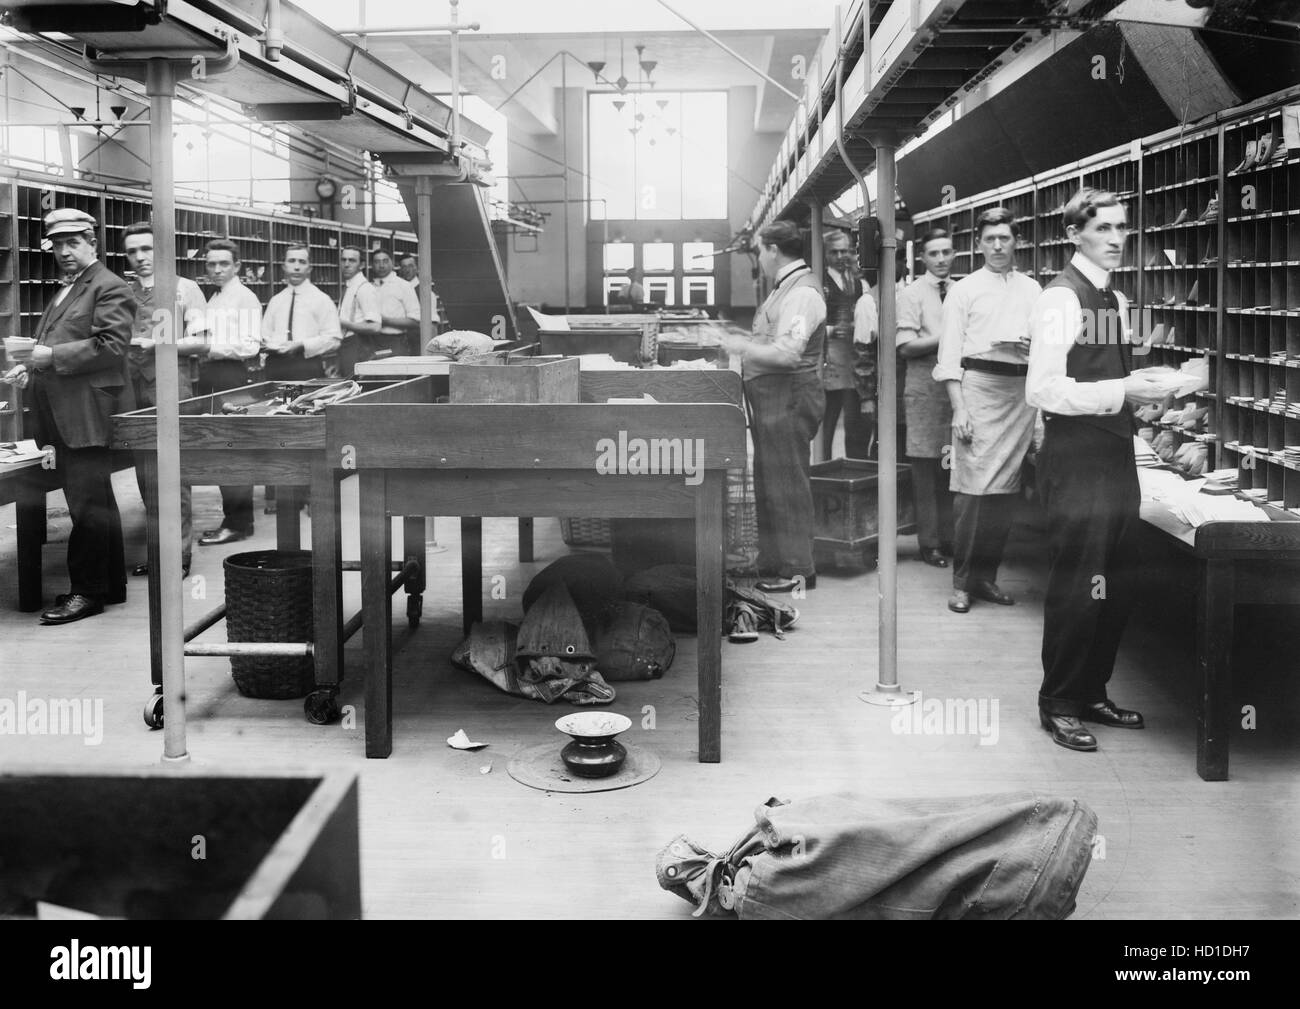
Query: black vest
[[824, 269, 861, 338], [1044, 261, 1134, 439]]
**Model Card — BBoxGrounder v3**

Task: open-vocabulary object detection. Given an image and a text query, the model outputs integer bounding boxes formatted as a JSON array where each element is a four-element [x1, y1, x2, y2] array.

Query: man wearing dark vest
[[821, 229, 871, 459], [1027, 188, 1167, 752], [722, 220, 827, 593]]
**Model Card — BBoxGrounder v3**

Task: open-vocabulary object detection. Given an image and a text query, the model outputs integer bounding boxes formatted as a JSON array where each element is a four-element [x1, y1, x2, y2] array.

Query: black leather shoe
[[199, 527, 250, 546], [755, 574, 815, 593], [41, 594, 104, 625], [1040, 711, 1098, 751], [947, 589, 971, 613], [1081, 699, 1145, 729], [132, 562, 191, 578], [971, 579, 1015, 605], [920, 548, 949, 568]]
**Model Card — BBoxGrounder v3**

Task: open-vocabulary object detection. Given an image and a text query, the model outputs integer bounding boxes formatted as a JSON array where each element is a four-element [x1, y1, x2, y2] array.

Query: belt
[[961, 357, 1028, 378]]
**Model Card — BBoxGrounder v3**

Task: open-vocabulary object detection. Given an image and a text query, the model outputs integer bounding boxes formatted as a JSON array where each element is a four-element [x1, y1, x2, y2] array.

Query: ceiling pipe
[[265, 0, 284, 62]]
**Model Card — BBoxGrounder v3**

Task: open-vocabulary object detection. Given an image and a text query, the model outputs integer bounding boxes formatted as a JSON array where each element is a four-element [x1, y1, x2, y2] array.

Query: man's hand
[[1123, 372, 1168, 407], [267, 342, 304, 356], [951, 405, 974, 442], [720, 334, 748, 360], [29, 346, 53, 370], [2, 364, 28, 388]]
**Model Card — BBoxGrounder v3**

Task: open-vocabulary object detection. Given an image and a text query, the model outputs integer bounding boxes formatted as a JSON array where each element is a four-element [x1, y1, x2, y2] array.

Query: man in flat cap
[[2, 208, 135, 623]]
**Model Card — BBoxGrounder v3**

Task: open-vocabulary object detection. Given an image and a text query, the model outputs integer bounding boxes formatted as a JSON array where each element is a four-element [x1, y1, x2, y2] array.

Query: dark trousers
[[910, 455, 955, 552], [264, 351, 327, 383], [337, 335, 366, 378], [1038, 419, 1140, 713], [822, 387, 874, 460], [197, 360, 255, 534], [745, 371, 825, 578], [30, 386, 125, 601], [951, 491, 1016, 591], [130, 369, 193, 564]]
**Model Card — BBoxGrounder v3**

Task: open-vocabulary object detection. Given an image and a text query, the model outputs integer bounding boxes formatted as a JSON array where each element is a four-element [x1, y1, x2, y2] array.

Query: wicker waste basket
[[223, 550, 315, 699]]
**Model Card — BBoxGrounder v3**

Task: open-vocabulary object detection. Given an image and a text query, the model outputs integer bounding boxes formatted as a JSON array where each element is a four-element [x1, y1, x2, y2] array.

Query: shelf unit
[[912, 87, 1300, 512], [0, 181, 13, 441]]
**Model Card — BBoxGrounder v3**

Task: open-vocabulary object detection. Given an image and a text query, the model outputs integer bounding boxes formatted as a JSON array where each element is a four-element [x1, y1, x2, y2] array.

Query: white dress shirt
[[1026, 252, 1129, 416], [130, 274, 209, 346], [373, 273, 419, 336], [202, 278, 263, 361], [933, 266, 1042, 383], [853, 290, 877, 345], [262, 279, 342, 359], [340, 272, 382, 329]]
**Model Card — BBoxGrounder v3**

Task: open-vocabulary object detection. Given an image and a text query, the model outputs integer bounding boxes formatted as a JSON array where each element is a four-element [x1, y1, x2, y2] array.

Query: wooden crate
[[809, 459, 916, 548], [449, 356, 580, 403], [0, 768, 360, 919]]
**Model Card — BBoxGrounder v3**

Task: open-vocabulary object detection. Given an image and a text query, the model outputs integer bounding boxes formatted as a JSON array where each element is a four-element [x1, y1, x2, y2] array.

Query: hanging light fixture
[[586, 61, 606, 80]]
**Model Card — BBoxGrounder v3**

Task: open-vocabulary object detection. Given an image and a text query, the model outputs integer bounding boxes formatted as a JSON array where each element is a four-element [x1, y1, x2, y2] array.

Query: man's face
[[976, 224, 1016, 272], [340, 249, 362, 281], [282, 248, 311, 285], [52, 232, 97, 274], [371, 252, 393, 278], [397, 257, 418, 282], [123, 233, 154, 277], [1069, 204, 1128, 272], [756, 241, 779, 281], [920, 238, 955, 279], [206, 251, 238, 286], [825, 239, 854, 273]]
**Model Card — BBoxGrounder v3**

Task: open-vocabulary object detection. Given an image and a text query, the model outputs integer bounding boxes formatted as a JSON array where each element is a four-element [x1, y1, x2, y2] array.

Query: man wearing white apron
[[1027, 188, 1167, 751], [723, 220, 827, 593], [934, 208, 1040, 613]]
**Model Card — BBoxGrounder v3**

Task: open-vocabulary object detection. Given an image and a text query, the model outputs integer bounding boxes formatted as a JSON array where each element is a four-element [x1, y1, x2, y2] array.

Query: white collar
[[924, 271, 949, 287], [1070, 251, 1110, 290], [775, 259, 809, 287]]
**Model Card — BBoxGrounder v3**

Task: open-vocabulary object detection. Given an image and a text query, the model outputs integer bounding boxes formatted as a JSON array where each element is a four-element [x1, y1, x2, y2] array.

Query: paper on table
[[0, 439, 49, 465], [528, 306, 569, 331]]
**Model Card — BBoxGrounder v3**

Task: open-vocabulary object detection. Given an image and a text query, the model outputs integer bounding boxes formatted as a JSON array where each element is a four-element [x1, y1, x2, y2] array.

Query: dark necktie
[[938, 279, 947, 302], [286, 289, 297, 342]]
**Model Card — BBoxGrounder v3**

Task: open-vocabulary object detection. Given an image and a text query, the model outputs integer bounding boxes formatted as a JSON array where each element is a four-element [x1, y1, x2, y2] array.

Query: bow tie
[[58, 275, 78, 287]]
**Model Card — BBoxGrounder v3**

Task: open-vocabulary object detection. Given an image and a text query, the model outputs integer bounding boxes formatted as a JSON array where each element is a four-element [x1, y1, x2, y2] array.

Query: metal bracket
[[83, 33, 241, 83]]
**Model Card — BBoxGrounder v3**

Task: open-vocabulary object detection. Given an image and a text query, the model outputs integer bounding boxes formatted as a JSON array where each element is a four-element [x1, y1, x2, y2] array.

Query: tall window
[[589, 91, 726, 220]]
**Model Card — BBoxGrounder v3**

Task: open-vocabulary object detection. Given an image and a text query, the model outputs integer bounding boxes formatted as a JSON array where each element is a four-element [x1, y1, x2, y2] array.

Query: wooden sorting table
[[1139, 497, 1300, 780], [326, 368, 747, 760], [111, 377, 436, 721]]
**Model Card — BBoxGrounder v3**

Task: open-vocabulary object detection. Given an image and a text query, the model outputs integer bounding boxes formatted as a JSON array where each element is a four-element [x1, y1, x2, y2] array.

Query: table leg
[[15, 471, 45, 612], [695, 471, 724, 763], [140, 455, 163, 688], [275, 484, 301, 550], [310, 458, 342, 688], [517, 517, 534, 563], [1197, 558, 1233, 781], [360, 470, 392, 758], [461, 517, 483, 638]]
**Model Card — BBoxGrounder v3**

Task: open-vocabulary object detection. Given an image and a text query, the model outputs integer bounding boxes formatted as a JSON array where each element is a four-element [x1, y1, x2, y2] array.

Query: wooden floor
[[2, 469, 1299, 919]]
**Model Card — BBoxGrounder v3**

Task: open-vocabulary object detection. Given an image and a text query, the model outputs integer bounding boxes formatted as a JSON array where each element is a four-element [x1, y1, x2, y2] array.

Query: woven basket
[[559, 517, 613, 547], [725, 463, 759, 575], [223, 550, 315, 699]]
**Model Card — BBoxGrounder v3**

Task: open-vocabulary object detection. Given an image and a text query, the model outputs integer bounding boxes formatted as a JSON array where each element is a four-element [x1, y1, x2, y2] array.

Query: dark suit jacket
[[31, 259, 136, 449]]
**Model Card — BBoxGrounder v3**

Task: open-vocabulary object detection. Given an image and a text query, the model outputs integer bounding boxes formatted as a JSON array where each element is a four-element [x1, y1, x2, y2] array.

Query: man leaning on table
[[2, 208, 134, 624], [1027, 187, 1167, 753]]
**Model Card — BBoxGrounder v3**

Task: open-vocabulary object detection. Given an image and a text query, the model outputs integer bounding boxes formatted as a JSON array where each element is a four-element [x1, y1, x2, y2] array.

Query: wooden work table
[[1138, 495, 1300, 780], [326, 371, 747, 760]]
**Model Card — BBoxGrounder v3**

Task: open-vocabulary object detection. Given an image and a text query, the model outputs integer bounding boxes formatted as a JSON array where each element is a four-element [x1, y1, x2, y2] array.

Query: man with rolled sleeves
[[261, 244, 342, 381], [722, 219, 827, 594], [196, 238, 263, 546], [369, 249, 419, 358], [1, 209, 134, 623], [896, 227, 956, 568], [337, 244, 382, 377], [121, 220, 209, 578], [1027, 188, 1167, 752], [934, 207, 1040, 613]]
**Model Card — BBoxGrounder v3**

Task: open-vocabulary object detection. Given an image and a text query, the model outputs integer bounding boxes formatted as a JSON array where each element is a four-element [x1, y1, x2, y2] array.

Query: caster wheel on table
[[304, 688, 341, 725], [407, 593, 423, 629], [143, 691, 164, 729]]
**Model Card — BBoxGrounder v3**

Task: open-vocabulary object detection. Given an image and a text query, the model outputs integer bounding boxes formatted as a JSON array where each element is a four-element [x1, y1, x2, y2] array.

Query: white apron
[[950, 369, 1036, 495]]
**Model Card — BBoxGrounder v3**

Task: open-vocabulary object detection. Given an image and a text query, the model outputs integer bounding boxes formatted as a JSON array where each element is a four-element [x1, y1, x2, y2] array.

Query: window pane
[[589, 95, 635, 220], [603, 242, 634, 272], [681, 93, 726, 219], [644, 277, 674, 305], [683, 242, 715, 272], [642, 242, 674, 273], [683, 277, 715, 305]]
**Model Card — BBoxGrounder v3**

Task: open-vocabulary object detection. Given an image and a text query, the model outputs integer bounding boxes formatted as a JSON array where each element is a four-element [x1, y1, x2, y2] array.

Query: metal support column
[[807, 196, 827, 463], [146, 58, 190, 760], [415, 174, 435, 352], [561, 55, 570, 314]]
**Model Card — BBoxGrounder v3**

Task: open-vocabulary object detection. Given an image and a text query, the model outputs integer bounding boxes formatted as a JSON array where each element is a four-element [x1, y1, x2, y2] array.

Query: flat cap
[[44, 208, 97, 239]]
